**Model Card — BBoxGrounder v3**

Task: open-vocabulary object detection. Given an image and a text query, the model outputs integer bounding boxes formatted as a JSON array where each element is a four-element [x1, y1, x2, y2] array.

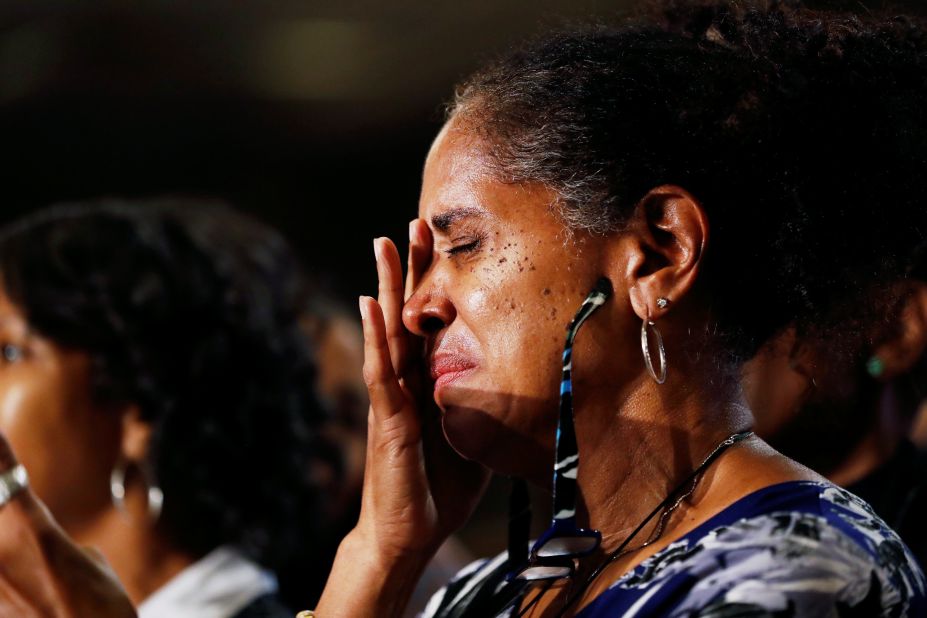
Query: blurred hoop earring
[[110, 459, 163, 523], [641, 317, 667, 384], [110, 459, 128, 514]]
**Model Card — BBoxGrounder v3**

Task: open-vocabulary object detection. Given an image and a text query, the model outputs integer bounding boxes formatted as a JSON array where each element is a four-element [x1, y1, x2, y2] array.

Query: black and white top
[[422, 482, 927, 617]]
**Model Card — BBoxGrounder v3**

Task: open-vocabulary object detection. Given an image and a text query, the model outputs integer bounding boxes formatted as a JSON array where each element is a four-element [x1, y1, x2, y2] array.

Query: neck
[[69, 505, 197, 607], [573, 371, 751, 552], [829, 384, 907, 487]]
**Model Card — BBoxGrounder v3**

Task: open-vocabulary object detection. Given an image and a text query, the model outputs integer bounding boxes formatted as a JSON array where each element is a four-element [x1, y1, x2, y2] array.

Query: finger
[[0, 434, 66, 614], [0, 436, 135, 617], [0, 432, 76, 545], [83, 546, 110, 570], [0, 431, 17, 472], [0, 432, 34, 515], [361, 404, 375, 483], [360, 296, 408, 421], [0, 581, 43, 618], [375, 238, 407, 374], [405, 219, 433, 300]]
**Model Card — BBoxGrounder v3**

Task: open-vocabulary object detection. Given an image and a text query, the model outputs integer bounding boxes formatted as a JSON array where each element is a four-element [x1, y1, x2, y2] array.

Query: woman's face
[[0, 290, 120, 537], [404, 122, 634, 482]]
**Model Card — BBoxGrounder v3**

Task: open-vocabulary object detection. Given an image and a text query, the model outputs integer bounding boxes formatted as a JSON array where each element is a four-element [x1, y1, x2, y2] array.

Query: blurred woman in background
[[746, 256, 927, 565], [0, 199, 334, 618]]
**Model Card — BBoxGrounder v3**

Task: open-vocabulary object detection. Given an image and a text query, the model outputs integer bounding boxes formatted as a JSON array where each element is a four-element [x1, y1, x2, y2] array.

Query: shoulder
[[587, 481, 927, 617], [230, 594, 293, 618], [420, 552, 516, 618]]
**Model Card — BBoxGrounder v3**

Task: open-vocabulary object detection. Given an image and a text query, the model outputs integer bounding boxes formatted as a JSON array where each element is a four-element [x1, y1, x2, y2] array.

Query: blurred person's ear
[[870, 284, 927, 381], [114, 406, 159, 523], [119, 405, 151, 462]]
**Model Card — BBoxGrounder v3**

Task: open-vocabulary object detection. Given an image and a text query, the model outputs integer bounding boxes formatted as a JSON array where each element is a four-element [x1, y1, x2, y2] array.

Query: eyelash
[[445, 240, 480, 256], [445, 235, 483, 256]]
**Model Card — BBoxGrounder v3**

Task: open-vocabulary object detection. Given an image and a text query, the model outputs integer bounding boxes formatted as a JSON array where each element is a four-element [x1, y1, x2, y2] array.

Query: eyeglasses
[[508, 278, 612, 582]]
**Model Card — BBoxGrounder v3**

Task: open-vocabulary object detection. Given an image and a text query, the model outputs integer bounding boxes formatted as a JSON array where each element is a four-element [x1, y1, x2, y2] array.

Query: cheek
[[0, 374, 69, 510], [460, 242, 591, 393], [0, 368, 117, 524], [0, 375, 61, 469]]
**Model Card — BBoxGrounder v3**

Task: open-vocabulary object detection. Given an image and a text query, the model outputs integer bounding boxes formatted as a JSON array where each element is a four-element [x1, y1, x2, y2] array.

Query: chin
[[441, 403, 552, 486]]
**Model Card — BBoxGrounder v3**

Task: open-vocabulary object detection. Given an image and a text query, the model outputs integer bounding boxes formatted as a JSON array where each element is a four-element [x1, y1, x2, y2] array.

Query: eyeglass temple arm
[[550, 278, 612, 525]]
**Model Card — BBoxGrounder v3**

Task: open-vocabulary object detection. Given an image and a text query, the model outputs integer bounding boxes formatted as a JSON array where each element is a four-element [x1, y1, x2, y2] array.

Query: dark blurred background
[[2, 0, 924, 297], [0, 0, 638, 301]]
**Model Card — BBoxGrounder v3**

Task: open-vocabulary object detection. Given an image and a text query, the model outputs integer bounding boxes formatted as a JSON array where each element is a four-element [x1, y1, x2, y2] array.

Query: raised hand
[[0, 433, 136, 618], [315, 220, 490, 617], [359, 222, 489, 555]]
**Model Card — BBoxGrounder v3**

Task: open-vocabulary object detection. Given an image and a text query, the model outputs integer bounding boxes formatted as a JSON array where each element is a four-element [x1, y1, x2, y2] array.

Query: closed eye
[[445, 238, 481, 256]]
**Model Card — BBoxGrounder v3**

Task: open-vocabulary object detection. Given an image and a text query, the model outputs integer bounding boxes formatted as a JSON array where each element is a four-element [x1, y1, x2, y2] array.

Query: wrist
[[349, 524, 440, 570], [315, 528, 433, 617]]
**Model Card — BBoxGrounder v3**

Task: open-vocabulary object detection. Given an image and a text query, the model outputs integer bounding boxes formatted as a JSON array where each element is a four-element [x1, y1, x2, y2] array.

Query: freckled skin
[[0, 291, 120, 539], [404, 122, 639, 483]]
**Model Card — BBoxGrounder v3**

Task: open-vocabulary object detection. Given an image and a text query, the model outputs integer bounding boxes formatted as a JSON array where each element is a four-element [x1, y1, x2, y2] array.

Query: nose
[[402, 282, 456, 337]]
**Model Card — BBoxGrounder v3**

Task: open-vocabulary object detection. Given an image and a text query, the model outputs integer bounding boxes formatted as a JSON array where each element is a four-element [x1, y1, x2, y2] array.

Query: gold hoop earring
[[641, 317, 667, 384]]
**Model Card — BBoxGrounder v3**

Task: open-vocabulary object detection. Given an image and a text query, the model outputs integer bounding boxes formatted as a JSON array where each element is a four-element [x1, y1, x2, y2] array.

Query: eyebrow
[[430, 207, 486, 233]]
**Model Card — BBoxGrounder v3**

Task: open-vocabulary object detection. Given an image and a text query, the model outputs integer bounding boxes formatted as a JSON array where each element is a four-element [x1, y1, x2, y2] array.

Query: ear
[[612, 185, 709, 320], [119, 404, 152, 465], [870, 283, 927, 381]]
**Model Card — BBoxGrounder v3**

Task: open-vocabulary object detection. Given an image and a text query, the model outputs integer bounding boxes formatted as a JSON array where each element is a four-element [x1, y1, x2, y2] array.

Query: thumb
[[0, 432, 137, 618]]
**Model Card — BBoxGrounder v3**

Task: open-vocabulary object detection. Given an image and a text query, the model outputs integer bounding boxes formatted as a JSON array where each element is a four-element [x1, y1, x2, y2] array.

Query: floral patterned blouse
[[422, 482, 926, 617]]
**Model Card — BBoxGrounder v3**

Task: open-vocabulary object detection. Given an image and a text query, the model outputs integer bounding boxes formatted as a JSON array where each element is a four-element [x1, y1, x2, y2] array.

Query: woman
[[0, 199, 332, 617], [746, 275, 927, 566], [0, 2, 926, 617], [313, 2, 927, 616]]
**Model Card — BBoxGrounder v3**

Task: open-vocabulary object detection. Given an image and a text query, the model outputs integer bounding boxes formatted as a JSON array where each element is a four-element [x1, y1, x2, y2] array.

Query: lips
[[429, 352, 477, 391]]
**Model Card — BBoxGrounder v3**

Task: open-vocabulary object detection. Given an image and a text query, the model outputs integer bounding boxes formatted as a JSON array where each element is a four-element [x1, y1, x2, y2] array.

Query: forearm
[[314, 529, 432, 618]]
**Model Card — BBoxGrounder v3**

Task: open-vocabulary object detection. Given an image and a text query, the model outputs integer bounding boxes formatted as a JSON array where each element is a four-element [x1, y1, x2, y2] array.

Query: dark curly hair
[[0, 198, 331, 570], [450, 0, 927, 367]]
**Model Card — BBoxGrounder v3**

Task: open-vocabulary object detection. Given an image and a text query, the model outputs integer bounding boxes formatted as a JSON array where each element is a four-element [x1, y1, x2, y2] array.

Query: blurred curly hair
[[0, 198, 333, 569]]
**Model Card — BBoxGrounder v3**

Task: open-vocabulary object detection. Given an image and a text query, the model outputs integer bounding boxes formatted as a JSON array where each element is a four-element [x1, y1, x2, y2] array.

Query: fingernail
[[373, 238, 383, 262], [358, 296, 369, 321], [409, 220, 417, 244]]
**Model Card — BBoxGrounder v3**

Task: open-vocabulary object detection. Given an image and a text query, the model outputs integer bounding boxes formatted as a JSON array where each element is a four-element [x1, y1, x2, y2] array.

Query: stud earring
[[866, 356, 885, 378]]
